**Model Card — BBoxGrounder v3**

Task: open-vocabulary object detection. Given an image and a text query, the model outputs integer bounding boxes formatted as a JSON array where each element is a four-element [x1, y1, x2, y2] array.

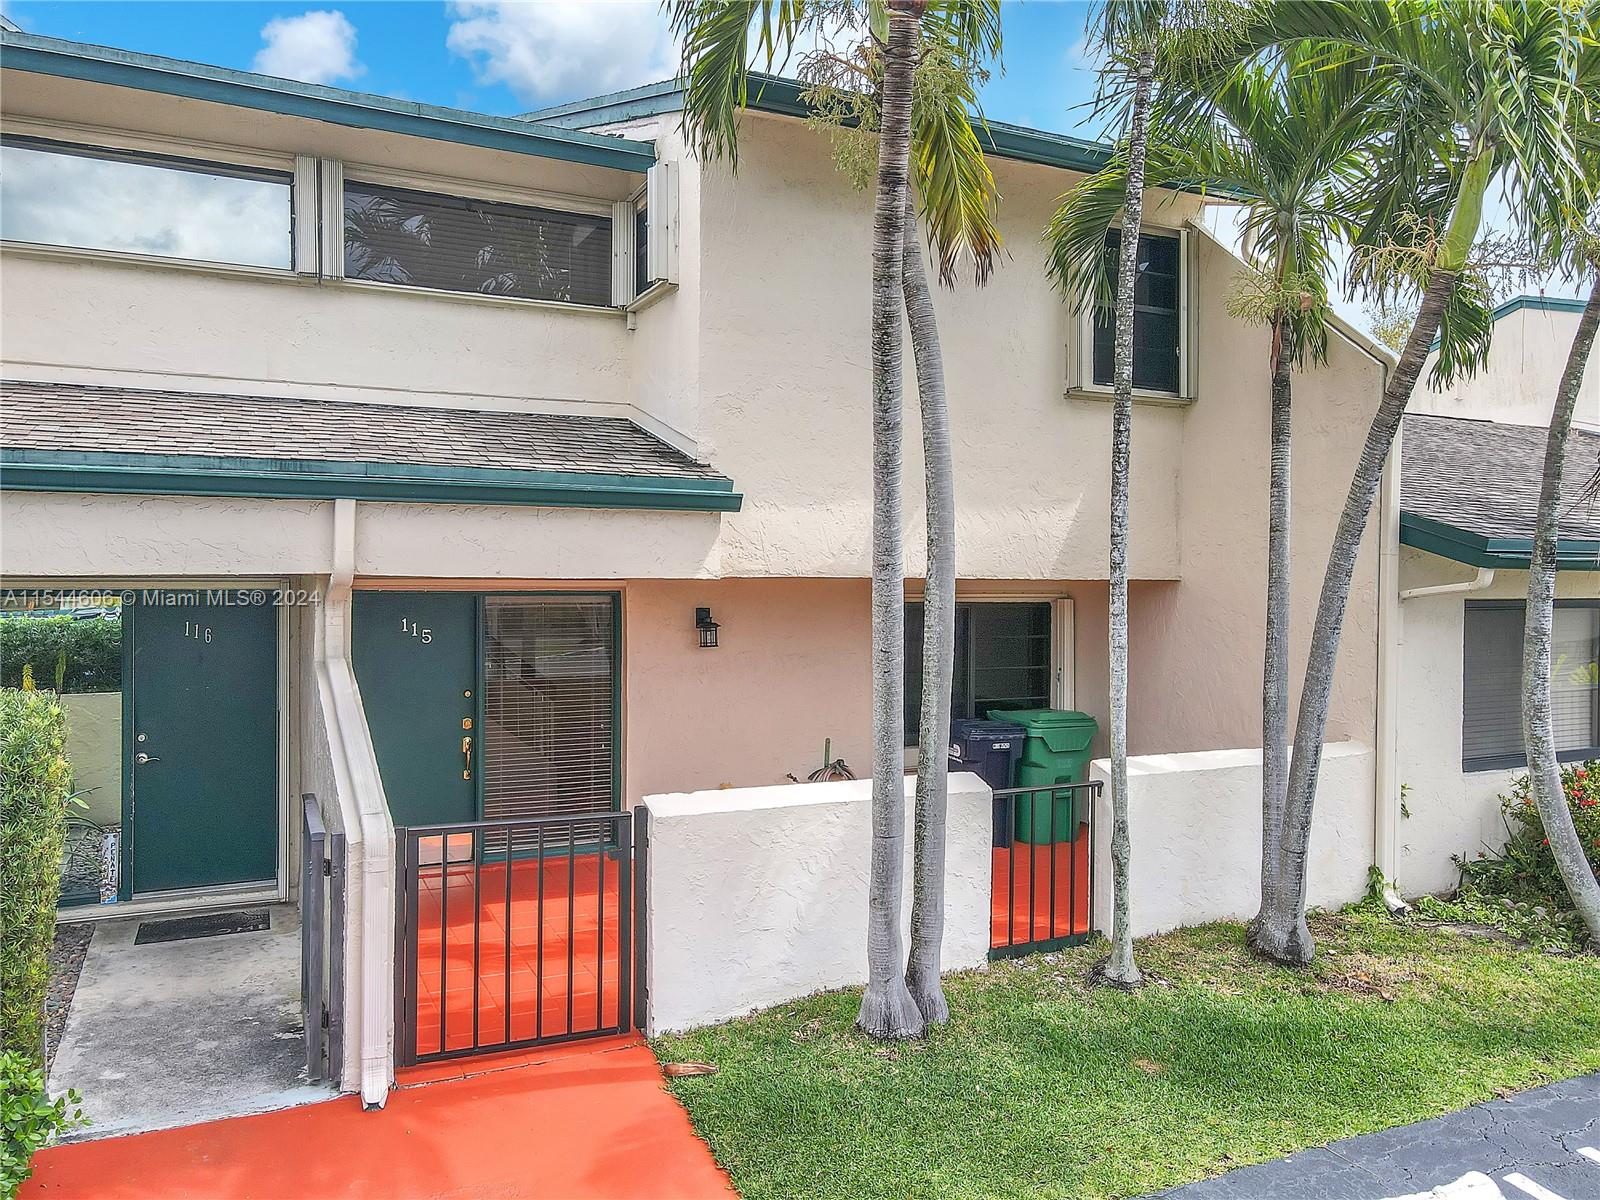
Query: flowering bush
[[1461, 760, 1600, 902]]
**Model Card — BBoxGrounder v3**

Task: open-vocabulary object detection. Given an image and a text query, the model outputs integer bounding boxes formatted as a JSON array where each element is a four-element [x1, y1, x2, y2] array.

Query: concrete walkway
[[1152, 1073, 1600, 1200], [25, 1037, 734, 1200], [49, 904, 331, 1139]]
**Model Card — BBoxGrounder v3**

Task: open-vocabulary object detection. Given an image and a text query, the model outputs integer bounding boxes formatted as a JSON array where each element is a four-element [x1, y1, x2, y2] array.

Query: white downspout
[[1399, 567, 1495, 601], [1373, 432, 1408, 914], [315, 499, 395, 1108]]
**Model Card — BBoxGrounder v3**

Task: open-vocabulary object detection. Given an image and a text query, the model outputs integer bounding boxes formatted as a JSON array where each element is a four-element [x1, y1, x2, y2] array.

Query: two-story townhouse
[[2, 31, 1401, 1116]]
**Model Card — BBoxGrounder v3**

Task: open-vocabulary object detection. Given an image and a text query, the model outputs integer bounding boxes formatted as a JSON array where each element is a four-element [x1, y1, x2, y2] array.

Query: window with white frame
[[904, 600, 1071, 746], [0, 135, 293, 269], [1463, 600, 1600, 770], [1069, 228, 1189, 398], [342, 178, 613, 306]]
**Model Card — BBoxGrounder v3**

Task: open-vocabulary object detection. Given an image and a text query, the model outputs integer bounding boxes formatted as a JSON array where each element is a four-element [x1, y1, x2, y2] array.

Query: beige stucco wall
[[1122, 234, 1387, 756], [1395, 548, 1600, 896], [1417, 304, 1600, 431]]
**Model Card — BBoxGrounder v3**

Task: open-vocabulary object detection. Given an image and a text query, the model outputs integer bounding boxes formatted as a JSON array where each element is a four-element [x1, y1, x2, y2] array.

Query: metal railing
[[394, 810, 635, 1065], [300, 794, 346, 1084], [989, 780, 1098, 959]]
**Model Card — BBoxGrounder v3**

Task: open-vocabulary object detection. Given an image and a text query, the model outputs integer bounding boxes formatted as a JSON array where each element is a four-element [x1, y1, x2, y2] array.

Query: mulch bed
[[45, 924, 93, 1072]]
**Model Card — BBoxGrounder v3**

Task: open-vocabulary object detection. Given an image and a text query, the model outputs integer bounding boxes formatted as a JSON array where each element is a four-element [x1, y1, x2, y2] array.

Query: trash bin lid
[[950, 718, 1028, 737], [984, 708, 1097, 731]]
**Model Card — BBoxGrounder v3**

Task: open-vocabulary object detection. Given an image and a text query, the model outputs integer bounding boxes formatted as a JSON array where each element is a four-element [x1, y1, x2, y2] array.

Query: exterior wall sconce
[[695, 606, 719, 648]]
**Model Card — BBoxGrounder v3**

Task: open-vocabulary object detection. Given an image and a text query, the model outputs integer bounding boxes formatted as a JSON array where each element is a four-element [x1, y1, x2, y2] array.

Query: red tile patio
[[990, 829, 1092, 948], [22, 1037, 734, 1200]]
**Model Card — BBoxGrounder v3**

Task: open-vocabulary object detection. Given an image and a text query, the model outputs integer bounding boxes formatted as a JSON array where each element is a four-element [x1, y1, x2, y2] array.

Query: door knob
[[135, 753, 160, 764], [461, 735, 473, 781]]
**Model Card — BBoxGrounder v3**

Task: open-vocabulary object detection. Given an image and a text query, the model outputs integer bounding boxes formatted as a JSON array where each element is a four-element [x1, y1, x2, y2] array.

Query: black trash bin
[[948, 718, 1027, 846]]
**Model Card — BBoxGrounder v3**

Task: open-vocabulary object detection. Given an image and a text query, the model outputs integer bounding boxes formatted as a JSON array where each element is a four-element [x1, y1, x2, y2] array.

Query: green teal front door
[[352, 592, 478, 828], [128, 592, 279, 895]]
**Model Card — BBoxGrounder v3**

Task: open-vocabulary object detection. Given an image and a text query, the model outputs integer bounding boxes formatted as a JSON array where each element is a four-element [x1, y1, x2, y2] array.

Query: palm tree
[[1521, 33, 1600, 946], [668, 0, 1002, 1035], [1045, 0, 1250, 989], [1230, 0, 1588, 963]]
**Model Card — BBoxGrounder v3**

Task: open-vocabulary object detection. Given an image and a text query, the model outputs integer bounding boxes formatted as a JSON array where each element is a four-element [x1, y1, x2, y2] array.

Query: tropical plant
[[0, 616, 121, 694], [1, 690, 72, 1065], [667, 0, 1002, 1035], [1223, 0, 1589, 964], [1, 1051, 84, 1200], [1044, 0, 1251, 988]]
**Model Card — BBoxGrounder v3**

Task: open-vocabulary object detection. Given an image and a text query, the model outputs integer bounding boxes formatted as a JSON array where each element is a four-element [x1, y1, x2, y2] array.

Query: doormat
[[135, 909, 270, 945]]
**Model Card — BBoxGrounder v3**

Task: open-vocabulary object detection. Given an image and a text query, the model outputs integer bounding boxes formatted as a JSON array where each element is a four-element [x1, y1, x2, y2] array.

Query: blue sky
[[4, 1, 1106, 131]]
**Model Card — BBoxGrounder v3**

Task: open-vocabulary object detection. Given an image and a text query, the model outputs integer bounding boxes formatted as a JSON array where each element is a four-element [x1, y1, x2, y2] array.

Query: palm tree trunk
[[1521, 279, 1600, 945], [1102, 42, 1156, 989], [1257, 143, 1496, 966], [1256, 263, 1458, 963], [1251, 314, 1293, 946], [857, 0, 925, 1041], [903, 194, 955, 1024]]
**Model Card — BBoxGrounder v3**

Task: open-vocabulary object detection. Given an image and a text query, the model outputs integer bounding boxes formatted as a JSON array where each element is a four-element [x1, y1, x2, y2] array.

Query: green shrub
[[0, 691, 72, 1065], [0, 1051, 84, 1199], [0, 617, 121, 694], [1461, 760, 1600, 898]]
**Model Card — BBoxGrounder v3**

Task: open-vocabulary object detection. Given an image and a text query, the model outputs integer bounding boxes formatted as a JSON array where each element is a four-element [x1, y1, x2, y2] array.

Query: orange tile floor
[[990, 829, 1091, 948], [411, 851, 625, 1058], [23, 1037, 735, 1200]]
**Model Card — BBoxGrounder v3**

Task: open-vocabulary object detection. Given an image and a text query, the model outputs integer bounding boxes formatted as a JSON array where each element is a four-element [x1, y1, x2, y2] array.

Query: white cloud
[[253, 10, 365, 86], [447, 1, 677, 107]]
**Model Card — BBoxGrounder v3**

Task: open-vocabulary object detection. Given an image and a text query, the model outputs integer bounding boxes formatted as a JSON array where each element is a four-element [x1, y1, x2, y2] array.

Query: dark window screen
[[1092, 229, 1182, 393], [905, 602, 1053, 746], [344, 180, 612, 306], [635, 203, 650, 297], [1462, 602, 1599, 769]]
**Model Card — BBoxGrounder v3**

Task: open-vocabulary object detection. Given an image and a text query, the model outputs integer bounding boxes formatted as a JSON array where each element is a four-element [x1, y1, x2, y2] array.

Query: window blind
[[1462, 602, 1599, 769], [344, 181, 612, 306], [482, 597, 617, 848], [1092, 230, 1182, 394]]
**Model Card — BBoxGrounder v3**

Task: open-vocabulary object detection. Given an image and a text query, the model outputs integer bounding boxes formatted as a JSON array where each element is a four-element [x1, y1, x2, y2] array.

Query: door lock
[[461, 735, 473, 781], [134, 753, 160, 764]]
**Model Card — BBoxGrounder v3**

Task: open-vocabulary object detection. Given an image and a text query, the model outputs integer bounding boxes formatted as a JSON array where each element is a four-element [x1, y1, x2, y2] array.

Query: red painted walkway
[[991, 831, 1091, 949], [23, 1037, 734, 1200]]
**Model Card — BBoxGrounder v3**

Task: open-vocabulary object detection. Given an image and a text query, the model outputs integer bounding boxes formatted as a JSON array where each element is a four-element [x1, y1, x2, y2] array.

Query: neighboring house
[[1, 32, 1425, 1111], [1390, 415, 1600, 896], [1416, 295, 1600, 431]]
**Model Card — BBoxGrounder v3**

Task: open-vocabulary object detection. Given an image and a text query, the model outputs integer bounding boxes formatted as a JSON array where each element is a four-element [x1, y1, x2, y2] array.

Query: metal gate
[[989, 780, 1098, 959], [301, 794, 346, 1083], [394, 810, 638, 1065]]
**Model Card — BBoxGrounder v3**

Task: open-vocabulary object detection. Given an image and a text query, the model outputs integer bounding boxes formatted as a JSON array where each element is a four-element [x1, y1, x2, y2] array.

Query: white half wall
[[640, 773, 992, 1035], [1090, 743, 1374, 938]]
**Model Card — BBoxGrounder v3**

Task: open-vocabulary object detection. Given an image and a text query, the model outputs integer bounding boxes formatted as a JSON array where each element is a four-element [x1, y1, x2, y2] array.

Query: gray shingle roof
[[0, 379, 727, 483], [1401, 413, 1600, 541]]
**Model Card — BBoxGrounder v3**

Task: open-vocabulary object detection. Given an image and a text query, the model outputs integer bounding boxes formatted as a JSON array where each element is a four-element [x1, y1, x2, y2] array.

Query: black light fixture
[[695, 606, 720, 649]]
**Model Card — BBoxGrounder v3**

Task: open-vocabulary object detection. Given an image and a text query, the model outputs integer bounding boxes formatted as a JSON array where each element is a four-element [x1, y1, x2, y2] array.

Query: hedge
[[0, 617, 121, 694], [0, 690, 72, 1066]]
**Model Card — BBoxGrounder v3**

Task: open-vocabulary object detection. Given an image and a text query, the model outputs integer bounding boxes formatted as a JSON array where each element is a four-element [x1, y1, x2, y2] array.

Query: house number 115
[[400, 617, 433, 643]]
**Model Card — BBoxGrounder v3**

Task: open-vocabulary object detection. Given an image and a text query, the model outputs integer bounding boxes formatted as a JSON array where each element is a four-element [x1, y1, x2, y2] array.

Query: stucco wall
[[1090, 742, 1374, 937], [1122, 233, 1387, 758], [59, 691, 122, 828], [1394, 549, 1600, 895], [639, 772, 992, 1034], [1417, 304, 1600, 431]]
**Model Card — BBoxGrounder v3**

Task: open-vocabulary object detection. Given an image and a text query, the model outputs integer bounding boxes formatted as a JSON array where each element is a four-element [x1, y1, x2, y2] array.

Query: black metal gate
[[301, 794, 346, 1083], [989, 780, 1098, 959], [394, 810, 639, 1066]]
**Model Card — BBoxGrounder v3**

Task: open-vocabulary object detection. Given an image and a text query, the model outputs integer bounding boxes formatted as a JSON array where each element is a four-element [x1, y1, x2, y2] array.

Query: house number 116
[[183, 622, 213, 642], [400, 617, 433, 643]]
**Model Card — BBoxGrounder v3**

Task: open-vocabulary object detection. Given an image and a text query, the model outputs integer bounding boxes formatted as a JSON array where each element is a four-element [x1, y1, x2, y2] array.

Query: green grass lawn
[[652, 909, 1600, 1200]]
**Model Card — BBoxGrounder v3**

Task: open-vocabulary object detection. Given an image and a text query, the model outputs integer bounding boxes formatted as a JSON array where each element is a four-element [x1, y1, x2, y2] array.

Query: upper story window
[[1463, 600, 1600, 771], [1092, 229, 1183, 394], [343, 179, 612, 307], [0, 136, 292, 269]]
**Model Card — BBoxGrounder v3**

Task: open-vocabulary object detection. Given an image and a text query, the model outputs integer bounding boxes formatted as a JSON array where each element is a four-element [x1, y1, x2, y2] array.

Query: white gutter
[[1399, 566, 1496, 601], [314, 499, 395, 1109]]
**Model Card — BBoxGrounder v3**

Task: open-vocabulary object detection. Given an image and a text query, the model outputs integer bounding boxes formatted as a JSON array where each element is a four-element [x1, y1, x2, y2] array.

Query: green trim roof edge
[[0, 448, 742, 512], [0, 29, 656, 173]]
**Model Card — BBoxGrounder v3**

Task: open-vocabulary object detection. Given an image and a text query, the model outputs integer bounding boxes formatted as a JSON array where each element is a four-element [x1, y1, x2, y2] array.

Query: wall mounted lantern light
[[695, 606, 720, 649]]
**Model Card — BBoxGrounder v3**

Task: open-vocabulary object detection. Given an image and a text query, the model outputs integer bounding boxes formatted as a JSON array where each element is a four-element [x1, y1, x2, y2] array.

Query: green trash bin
[[985, 708, 1099, 843]]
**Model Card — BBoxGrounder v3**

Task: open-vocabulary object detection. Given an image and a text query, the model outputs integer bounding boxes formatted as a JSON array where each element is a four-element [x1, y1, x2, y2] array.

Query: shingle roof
[[1401, 412, 1600, 543], [0, 379, 726, 482]]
